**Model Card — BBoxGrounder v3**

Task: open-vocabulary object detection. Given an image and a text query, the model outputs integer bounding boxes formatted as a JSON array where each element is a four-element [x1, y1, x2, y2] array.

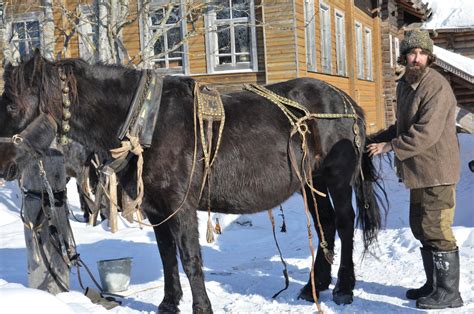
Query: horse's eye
[[6, 104, 18, 114]]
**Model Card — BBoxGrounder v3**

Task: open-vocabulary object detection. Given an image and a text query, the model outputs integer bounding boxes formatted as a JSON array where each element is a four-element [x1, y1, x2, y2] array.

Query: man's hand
[[367, 142, 392, 157]]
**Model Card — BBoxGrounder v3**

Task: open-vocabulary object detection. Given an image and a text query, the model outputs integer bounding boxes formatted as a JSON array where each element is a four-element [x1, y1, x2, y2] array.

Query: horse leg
[[152, 222, 183, 313], [174, 207, 212, 313], [298, 178, 336, 302], [328, 182, 355, 305]]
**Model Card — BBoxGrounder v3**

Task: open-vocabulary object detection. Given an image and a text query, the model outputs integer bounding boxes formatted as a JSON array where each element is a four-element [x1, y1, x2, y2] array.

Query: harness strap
[[194, 82, 226, 243], [109, 133, 145, 221], [268, 209, 290, 299]]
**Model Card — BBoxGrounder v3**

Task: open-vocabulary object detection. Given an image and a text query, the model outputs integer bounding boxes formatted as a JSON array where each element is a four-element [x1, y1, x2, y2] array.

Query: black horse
[[0, 52, 385, 312]]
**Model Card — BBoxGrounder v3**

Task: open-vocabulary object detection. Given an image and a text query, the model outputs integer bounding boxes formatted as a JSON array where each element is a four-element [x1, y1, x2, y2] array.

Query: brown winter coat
[[374, 67, 460, 189]]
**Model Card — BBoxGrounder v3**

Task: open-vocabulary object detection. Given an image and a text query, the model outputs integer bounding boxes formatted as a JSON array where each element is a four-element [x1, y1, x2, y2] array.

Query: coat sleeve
[[391, 83, 453, 161], [368, 124, 397, 143]]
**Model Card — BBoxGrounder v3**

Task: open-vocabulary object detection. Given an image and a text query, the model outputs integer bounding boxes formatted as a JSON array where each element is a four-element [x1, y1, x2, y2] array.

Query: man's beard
[[405, 62, 427, 85]]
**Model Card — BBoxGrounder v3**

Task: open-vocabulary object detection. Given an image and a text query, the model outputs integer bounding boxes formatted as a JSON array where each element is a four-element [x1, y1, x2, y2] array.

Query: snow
[[422, 0, 474, 30], [1, 134, 473, 313], [433, 45, 474, 83]]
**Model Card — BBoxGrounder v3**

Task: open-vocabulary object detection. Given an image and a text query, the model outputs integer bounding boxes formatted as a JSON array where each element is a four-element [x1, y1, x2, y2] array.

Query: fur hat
[[400, 29, 433, 55]]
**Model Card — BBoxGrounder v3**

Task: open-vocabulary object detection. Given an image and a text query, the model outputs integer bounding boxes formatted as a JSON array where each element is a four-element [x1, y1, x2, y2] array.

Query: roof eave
[[434, 59, 474, 84]]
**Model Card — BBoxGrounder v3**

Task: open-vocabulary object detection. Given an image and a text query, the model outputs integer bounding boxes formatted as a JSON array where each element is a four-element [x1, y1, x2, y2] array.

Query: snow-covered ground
[[0, 134, 473, 313]]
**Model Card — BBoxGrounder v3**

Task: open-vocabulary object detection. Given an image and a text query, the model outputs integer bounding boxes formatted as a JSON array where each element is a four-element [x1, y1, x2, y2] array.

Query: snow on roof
[[434, 45, 474, 79], [422, 0, 474, 30]]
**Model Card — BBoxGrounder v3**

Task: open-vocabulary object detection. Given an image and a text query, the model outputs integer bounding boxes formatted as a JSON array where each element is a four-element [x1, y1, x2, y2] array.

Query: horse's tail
[[354, 148, 388, 253]]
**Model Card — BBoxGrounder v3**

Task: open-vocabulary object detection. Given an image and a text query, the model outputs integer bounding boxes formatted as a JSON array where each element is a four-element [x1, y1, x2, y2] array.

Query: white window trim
[[319, 2, 331, 74], [389, 33, 393, 67], [364, 26, 373, 80], [204, 0, 258, 74], [7, 11, 44, 62], [304, 0, 316, 72], [334, 9, 346, 76], [355, 21, 364, 79], [394, 37, 400, 65], [139, 0, 189, 74]]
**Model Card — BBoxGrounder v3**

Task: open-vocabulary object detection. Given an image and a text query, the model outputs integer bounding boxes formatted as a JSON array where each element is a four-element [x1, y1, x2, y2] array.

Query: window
[[78, 5, 99, 62], [365, 27, 373, 80], [0, 3, 4, 25], [141, 0, 187, 73], [389, 33, 393, 67], [304, 0, 316, 71], [394, 37, 400, 65], [355, 21, 364, 79], [319, 3, 331, 74], [335, 10, 346, 76], [11, 17, 41, 59], [205, 0, 258, 73]]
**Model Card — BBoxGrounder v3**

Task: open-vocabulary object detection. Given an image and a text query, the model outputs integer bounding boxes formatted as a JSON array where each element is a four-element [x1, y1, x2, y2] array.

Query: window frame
[[304, 0, 316, 72], [139, 0, 189, 74], [389, 33, 393, 67], [355, 21, 364, 79], [319, 2, 332, 74], [334, 9, 346, 76], [204, 0, 258, 74], [8, 11, 44, 61], [364, 26, 373, 80]]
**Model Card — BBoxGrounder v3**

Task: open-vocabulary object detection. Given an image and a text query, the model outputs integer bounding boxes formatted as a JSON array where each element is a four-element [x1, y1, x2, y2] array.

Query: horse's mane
[[59, 59, 138, 82], [3, 55, 140, 124], [4, 56, 66, 120]]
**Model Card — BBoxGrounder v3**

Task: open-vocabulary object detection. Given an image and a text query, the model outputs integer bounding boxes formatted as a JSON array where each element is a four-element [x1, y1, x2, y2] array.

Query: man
[[367, 29, 463, 309]]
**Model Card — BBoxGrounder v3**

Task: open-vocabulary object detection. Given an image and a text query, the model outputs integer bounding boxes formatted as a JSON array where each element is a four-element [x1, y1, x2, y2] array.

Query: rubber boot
[[406, 247, 434, 300], [416, 249, 463, 309]]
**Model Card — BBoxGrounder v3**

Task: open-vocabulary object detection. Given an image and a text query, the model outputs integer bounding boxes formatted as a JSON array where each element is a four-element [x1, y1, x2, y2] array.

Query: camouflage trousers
[[409, 185, 457, 251]]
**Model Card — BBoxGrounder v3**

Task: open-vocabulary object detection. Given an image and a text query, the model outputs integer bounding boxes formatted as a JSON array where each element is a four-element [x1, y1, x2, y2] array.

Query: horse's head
[[0, 50, 61, 180]]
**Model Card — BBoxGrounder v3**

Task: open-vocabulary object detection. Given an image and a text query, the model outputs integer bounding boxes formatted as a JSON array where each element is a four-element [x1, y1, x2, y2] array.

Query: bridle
[[0, 112, 59, 160], [0, 65, 70, 153], [0, 134, 24, 145]]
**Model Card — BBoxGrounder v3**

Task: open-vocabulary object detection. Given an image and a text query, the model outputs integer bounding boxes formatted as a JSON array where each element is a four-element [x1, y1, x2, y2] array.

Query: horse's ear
[[22, 49, 46, 86]]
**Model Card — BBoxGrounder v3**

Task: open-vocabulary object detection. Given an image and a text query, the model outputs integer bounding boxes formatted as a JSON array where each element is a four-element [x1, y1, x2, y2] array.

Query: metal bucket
[[97, 257, 132, 293]]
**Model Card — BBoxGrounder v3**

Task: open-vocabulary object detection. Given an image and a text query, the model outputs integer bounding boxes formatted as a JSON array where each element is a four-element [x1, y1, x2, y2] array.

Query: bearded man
[[367, 29, 463, 309]]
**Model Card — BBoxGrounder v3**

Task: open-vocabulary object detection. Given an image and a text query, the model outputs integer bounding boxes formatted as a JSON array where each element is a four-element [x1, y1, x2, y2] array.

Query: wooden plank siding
[[262, 1, 299, 83], [291, 0, 383, 131], [431, 31, 474, 59], [121, 0, 141, 61], [352, 6, 380, 131]]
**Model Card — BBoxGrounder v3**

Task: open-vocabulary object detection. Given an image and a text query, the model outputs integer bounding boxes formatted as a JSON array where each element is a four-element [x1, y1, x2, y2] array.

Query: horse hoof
[[297, 285, 320, 303], [158, 301, 180, 313], [333, 292, 353, 305]]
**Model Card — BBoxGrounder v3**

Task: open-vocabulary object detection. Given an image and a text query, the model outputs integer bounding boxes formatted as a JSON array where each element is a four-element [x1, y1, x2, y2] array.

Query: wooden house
[[419, 1, 474, 116], [1, 0, 388, 131]]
